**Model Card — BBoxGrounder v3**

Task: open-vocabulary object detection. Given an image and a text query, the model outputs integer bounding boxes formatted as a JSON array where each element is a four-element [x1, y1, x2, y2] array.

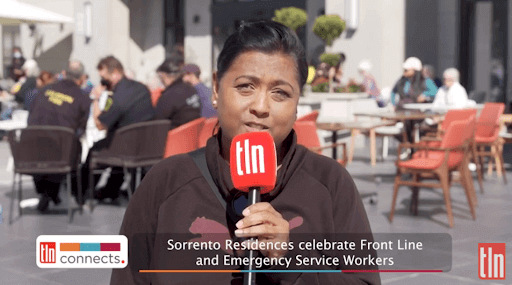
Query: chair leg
[[439, 171, 454, 228], [124, 167, 133, 200], [472, 145, 484, 194], [9, 172, 16, 225], [497, 143, 507, 185], [18, 174, 22, 217], [67, 173, 72, 223], [348, 129, 357, 164], [77, 165, 83, 215], [88, 165, 95, 213], [410, 174, 419, 216], [458, 165, 477, 220], [370, 129, 376, 166], [382, 136, 389, 159], [478, 145, 486, 180], [488, 145, 496, 177], [389, 171, 401, 222], [136, 167, 142, 189]]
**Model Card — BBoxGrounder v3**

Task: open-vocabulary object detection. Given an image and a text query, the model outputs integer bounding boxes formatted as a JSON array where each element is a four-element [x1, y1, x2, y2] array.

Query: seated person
[[432, 68, 468, 109], [391, 57, 438, 108], [154, 57, 201, 129]]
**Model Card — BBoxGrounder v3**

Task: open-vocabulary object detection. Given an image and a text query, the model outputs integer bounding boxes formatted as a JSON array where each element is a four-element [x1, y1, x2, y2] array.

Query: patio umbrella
[[0, 0, 73, 25]]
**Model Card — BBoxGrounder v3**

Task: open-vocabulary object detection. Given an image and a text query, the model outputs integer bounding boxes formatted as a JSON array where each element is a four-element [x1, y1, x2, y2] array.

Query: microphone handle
[[244, 187, 260, 285]]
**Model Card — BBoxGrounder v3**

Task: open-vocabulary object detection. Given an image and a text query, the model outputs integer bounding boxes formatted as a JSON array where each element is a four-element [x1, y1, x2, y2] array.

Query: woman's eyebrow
[[269, 80, 295, 93], [235, 75, 260, 83]]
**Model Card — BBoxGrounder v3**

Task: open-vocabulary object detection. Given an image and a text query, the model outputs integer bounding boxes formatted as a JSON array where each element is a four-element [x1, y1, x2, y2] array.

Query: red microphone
[[230, 131, 277, 285]]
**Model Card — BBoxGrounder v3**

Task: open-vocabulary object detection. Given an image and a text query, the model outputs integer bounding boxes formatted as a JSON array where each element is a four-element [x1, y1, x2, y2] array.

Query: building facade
[[1, 0, 511, 110]]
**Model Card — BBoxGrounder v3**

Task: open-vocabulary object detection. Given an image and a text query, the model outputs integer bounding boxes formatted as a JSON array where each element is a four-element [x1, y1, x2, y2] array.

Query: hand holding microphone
[[230, 131, 290, 285]]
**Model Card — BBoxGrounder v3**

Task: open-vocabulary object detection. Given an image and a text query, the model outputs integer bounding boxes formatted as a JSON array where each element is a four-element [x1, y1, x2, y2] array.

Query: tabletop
[[402, 103, 485, 112], [316, 120, 396, 131], [354, 111, 444, 121]]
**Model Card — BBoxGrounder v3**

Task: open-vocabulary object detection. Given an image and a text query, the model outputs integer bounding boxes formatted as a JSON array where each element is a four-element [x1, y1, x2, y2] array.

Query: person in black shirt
[[9, 47, 25, 82], [14, 59, 39, 109], [81, 55, 154, 203], [154, 57, 201, 129], [28, 60, 91, 211]]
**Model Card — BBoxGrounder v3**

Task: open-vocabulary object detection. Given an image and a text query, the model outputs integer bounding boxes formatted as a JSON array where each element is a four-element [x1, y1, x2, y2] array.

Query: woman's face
[[403, 69, 415, 78], [212, 50, 301, 151]]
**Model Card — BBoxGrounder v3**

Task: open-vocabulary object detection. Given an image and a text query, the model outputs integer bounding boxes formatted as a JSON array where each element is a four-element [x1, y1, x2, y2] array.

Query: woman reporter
[[111, 21, 380, 285]]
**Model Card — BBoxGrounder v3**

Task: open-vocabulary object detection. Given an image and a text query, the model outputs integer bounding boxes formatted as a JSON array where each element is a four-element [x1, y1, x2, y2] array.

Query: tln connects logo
[[36, 235, 128, 268]]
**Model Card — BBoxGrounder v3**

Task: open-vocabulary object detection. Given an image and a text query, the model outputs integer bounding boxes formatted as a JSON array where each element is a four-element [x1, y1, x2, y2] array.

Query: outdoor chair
[[294, 120, 347, 166], [198, 117, 218, 148], [473, 103, 506, 185], [164, 117, 205, 158], [419, 109, 483, 193], [7, 126, 82, 224], [88, 120, 170, 210], [390, 117, 477, 228], [296, 110, 319, 122]]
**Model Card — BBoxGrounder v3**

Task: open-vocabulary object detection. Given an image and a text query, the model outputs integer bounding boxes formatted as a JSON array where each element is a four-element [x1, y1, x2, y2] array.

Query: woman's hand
[[234, 202, 290, 258], [417, 95, 427, 103]]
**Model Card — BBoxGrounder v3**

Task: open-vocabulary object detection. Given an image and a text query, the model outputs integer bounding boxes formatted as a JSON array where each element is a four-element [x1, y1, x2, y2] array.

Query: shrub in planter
[[313, 15, 345, 46], [312, 82, 329, 93], [273, 7, 307, 32], [320, 53, 341, 68]]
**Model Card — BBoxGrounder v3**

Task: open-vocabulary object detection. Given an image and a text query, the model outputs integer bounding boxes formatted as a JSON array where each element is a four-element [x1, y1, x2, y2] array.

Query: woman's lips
[[245, 123, 269, 132]]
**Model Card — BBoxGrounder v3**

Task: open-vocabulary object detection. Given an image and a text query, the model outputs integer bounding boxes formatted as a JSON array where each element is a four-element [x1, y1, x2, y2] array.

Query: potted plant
[[273, 7, 308, 32]]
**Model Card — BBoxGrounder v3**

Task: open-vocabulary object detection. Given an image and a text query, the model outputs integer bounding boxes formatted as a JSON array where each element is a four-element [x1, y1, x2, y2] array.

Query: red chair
[[390, 117, 477, 228], [474, 103, 506, 185], [296, 110, 319, 122], [418, 109, 484, 193], [294, 121, 347, 166], [198, 117, 219, 148], [164, 118, 205, 158]]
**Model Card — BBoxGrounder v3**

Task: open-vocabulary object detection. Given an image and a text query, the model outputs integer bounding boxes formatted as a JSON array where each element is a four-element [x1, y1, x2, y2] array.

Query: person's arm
[[92, 99, 107, 130], [432, 88, 444, 107], [423, 78, 438, 100], [78, 96, 92, 136], [110, 161, 163, 285], [452, 86, 469, 109]]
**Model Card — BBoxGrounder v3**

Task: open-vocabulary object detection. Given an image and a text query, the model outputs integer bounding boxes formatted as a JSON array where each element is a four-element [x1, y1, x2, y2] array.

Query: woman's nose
[[249, 91, 270, 118]]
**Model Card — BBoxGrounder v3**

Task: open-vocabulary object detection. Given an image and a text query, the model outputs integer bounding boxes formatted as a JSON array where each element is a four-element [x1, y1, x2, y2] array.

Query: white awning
[[0, 0, 73, 25]]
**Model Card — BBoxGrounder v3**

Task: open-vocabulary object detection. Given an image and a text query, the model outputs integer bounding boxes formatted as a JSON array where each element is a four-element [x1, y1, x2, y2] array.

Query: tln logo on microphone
[[479, 243, 506, 280], [230, 132, 276, 194], [236, 139, 265, 175]]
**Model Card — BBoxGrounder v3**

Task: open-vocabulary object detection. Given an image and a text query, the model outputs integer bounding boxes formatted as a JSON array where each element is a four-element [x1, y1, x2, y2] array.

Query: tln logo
[[479, 243, 506, 280], [235, 139, 265, 175], [40, 242, 56, 264]]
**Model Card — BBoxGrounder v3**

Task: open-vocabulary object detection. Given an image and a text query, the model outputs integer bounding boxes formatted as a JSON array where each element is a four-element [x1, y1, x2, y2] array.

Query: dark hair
[[216, 21, 308, 91], [97, 56, 124, 73], [157, 55, 184, 75], [397, 71, 426, 99]]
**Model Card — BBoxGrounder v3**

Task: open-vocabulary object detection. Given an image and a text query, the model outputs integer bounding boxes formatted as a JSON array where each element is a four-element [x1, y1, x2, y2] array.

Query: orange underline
[[139, 270, 241, 273]]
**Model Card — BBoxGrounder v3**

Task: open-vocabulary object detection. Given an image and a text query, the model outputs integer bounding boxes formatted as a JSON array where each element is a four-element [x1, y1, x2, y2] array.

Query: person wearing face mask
[[27, 60, 91, 211], [78, 55, 155, 203], [110, 21, 380, 285], [9, 47, 25, 82]]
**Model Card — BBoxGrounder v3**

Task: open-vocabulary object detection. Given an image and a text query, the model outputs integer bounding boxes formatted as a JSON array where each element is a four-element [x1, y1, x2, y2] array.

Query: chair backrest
[[296, 110, 319, 122], [440, 109, 478, 131], [198, 117, 219, 148], [293, 121, 321, 150], [7, 126, 77, 170], [440, 118, 473, 150], [164, 117, 205, 158], [476, 102, 505, 138], [105, 120, 171, 161]]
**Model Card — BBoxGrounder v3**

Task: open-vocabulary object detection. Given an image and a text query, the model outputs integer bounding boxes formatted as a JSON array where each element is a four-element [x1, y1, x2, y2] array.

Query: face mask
[[13, 52, 21, 59], [100, 78, 111, 90]]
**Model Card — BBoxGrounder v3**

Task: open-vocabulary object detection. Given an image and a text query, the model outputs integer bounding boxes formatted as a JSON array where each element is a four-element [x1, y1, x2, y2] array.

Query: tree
[[273, 7, 308, 32], [313, 15, 345, 46]]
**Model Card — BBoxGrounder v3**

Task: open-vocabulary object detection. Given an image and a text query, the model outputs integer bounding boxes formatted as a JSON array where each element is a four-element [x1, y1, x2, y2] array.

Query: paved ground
[[0, 139, 511, 285]]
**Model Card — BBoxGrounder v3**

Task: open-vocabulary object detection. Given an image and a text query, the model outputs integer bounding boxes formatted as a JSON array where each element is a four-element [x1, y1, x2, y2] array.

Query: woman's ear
[[211, 72, 219, 109]]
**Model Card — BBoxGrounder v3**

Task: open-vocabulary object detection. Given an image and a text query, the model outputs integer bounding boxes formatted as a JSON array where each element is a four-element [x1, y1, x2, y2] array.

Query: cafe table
[[354, 110, 445, 143], [316, 120, 396, 166]]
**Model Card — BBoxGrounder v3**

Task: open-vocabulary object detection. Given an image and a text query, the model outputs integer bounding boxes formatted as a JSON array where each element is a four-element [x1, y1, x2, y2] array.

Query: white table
[[402, 103, 485, 112]]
